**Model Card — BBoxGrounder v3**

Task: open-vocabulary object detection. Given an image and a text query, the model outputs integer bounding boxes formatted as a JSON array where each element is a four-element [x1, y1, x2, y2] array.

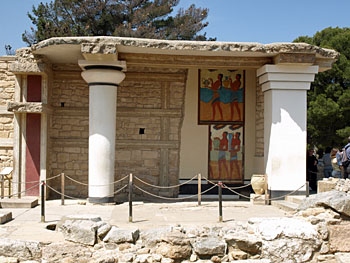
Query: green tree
[[294, 27, 350, 149], [22, 0, 212, 45]]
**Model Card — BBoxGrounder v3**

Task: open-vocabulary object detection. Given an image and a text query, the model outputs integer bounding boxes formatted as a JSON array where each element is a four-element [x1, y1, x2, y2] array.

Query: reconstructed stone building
[[0, 37, 338, 202]]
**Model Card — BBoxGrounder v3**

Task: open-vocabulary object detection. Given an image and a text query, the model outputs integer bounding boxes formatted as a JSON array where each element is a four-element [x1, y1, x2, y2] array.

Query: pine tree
[[22, 0, 211, 46], [294, 27, 350, 148]]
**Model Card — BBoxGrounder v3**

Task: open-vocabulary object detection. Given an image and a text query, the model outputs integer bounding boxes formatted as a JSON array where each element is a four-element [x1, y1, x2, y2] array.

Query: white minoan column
[[79, 61, 126, 203], [257, 65, 318, 197]]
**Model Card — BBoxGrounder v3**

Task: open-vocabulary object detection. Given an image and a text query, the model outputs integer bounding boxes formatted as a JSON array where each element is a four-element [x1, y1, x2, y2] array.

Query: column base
[[88, 196, 115, 204]]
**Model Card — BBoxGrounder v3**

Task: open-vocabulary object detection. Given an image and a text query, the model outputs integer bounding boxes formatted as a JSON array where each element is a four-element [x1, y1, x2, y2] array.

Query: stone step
[[285, 195, 306, 205], [0, 211, 12, 224], [0, 197, 38, 208], [271, 194, 309, 213], [271, 200, 299, 212]]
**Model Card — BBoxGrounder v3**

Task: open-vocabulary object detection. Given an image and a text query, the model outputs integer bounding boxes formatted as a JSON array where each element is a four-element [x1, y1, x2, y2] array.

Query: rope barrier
[[10, 173, 61, 185], [5, 170, 310, 224], [222, 182, 307, 201], [221, 184, 252, 200], [133, 183, 218, 201], [10, 179, 40, 184], [46, 173, 63, 181], [134, 174, 198, 189], [3, 169, 309, 208], [4, 182, 41, 198], [64, 174, 129, 187], [267, 183, 307, 201], [202, 176, 253, 190], [46, 184, 129, 200]]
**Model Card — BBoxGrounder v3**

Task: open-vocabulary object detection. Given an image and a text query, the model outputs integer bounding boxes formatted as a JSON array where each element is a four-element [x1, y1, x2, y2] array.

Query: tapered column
[[257, 65, 318, 197], [79, 61, 126, 203]]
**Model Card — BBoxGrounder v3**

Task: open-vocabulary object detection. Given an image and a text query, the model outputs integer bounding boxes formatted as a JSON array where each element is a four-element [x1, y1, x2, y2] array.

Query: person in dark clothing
[[322, 147, 333, 178], [342, 136, 350, 179], [307, 148, 318, 191]]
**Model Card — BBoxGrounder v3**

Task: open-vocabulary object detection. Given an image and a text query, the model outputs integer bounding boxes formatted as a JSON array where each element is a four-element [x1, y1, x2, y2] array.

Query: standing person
[[322, 147, 333, 178], [331, 148, 342, 178], [337, 148, 345, 178], [342, 136, 350, 179], [307, 148, 318, 191]]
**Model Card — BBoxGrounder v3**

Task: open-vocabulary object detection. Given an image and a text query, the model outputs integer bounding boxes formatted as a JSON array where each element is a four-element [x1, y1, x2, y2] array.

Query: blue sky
[[1, 0, 349, 55]]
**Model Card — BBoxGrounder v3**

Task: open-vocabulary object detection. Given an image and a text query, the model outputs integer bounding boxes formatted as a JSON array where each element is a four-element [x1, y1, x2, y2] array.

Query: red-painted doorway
[[25, 75, 41, 196]]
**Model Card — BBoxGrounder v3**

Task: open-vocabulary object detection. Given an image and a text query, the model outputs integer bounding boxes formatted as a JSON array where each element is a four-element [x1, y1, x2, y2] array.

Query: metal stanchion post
[[41, 180, 45, 223], [218, 181, 223, 222], [198, 173, 201, 206], [0, 175, 4, 199], [128, 173, 133, 223], [264, 174, 269, 205], [61, 173, 65, 205], [306, 181, 309, 197]]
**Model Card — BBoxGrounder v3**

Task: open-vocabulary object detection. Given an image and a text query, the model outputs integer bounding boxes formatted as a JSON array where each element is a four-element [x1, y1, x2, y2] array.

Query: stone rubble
[[2, 189, 350, 262], [1, 192, 350, 263]]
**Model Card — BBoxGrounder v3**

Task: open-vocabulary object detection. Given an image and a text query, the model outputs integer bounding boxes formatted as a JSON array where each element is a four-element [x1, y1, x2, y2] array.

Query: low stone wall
[[318, 178, 350, 193]]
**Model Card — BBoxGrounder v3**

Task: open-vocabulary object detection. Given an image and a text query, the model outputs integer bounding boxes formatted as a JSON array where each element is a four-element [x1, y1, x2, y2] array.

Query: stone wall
[[48, 65, 89, 198], [0, 57, 15, 197], [48, 65, 186, 200], [0, 53, 265, 200], [0, 57, 14, 167]]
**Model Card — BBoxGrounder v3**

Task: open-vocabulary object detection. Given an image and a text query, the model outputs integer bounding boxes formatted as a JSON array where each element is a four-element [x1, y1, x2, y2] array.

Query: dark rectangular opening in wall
[[27, 75, 42, 102]]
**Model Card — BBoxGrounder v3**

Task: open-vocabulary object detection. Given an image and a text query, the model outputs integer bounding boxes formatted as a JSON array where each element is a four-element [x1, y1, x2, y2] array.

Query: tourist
[[307, 148, 318, 191], [322, 147, 333, 178], [342, 136, 350, 179], [330, 148, 341, 178]]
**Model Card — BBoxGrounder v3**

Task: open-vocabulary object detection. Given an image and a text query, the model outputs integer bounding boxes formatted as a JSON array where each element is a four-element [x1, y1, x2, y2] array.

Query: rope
[[46, 173, 63, 181], [202, 176, 252, 190], [64, 175, 88, 186], [134, 174, 198, 189], [133, 184, 218, 201], [64, 174, 129, 187], [268, 183, 307, 201], [222, 184, 251, 200], [46, 184, 128, 200], [11, 173, 62, 185], [10, 179, 40, 184], [46, 184, 83, 200], [222, 182, 307, 201], [4, 182, 41, 198]]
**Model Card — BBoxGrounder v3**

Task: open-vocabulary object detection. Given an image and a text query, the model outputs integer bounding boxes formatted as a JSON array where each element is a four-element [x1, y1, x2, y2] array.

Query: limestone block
[[317, 179, 338, 193], [328, 223, 350, 253], [103, 226, 140, 244], [0, 212, 12, 224]]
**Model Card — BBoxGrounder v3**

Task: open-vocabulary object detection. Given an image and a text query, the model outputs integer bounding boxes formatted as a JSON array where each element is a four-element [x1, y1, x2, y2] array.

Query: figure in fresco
[[200, 72, 244, 122], [209, 74, 224, 120], [229, 132, 241, 178], [210, 125, 244, 181], [209, 137, 214, 178], [216, 131, 229, 178], [228, 74, 242, 121]]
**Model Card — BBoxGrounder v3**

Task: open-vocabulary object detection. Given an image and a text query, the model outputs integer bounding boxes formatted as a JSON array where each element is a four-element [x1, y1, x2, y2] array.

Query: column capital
[[78, 60, 126, 86], [257, 64, 319, 92]]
